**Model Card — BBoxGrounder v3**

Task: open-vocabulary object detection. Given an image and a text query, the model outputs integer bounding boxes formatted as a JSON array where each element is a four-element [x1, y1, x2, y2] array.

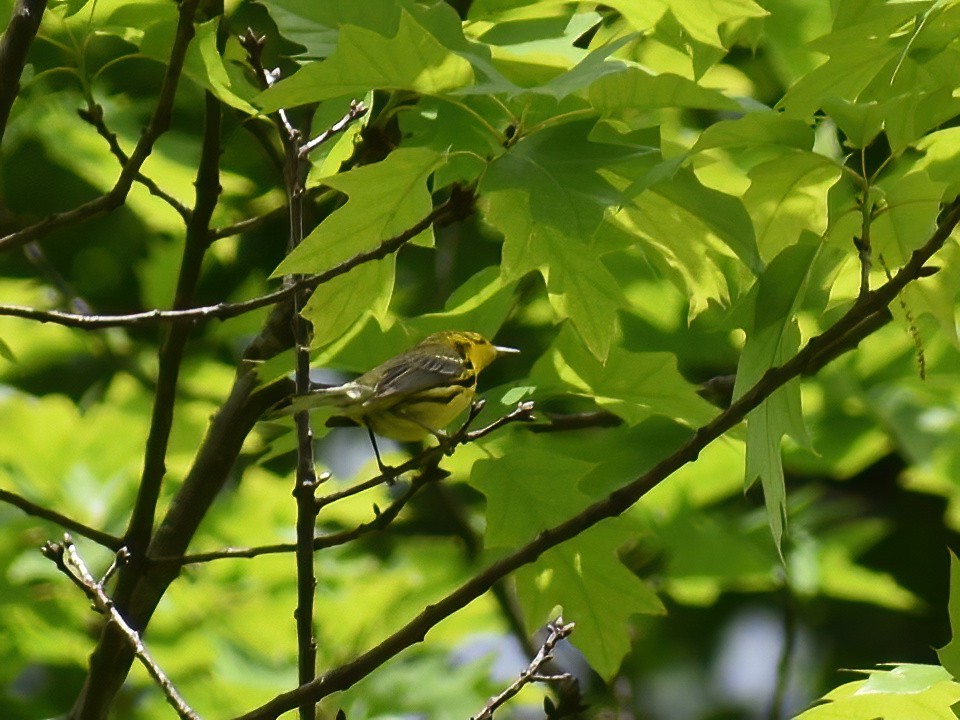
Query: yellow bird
[[294, 331, 519, 470]]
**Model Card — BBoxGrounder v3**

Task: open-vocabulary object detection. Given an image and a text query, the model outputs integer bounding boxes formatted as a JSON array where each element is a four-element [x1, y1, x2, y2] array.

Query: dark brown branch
[[0, 0, 48, 143], [0, 194, 462, 329], [528, 410, 623, 432], [69, 21, 221, 707], [233, 197, 960, 720], [42, 538, 199, 720], [855, 151, 873, 301], [471, 618, 575, 720], [210, 202, 289, 240], [71, 370, 295, 718], [164, 402, 534, 566], [77, 103, 193, 224], [120, 88, 222, 567], [0, 488, 122, 549], [314, 400, 535, 511], [0, 0, 200, 255], [168, 465, 448, 565]]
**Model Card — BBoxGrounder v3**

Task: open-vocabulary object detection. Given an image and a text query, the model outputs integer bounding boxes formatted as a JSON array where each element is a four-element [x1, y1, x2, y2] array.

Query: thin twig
[[0, 0, 202, 255], [855, 149, 873, 301], [299, 99, 368, 157], [528, 410, 623, 432], [768, 587, 797, 720], [471, 617, 575, 720], [163, 402, 535, 566], [168, 465, 448, 566], [0, 196, 461, 329], [314, 400, 535, 511], [78, 102, 193, 223], [41, 537, 200, 720], [0, 488, 123, 549], [22, 241, 93, 313], [240, 33, 368, 720], [232, 197, 960, 720]]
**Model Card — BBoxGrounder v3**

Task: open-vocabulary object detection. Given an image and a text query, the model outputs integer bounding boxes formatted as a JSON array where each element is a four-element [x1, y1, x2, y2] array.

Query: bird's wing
[[369, 346, 471, 402]]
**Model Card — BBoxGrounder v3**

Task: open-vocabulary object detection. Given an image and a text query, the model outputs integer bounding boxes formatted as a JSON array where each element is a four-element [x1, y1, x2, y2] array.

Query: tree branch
[[119, 87, 222, 570], [0, 488, 122, 549], [314, 400, 535, 511], [232, 197, 960, 720], [0, 0, 48, 143], [42, 538, 199, 720], [0, 194, 462, 329], [70, 369, 295, 718], [471, 617, 575, 720], [157, 402, 535, 570], [0, 0, 200, 254], [77, 102, 193, 224]]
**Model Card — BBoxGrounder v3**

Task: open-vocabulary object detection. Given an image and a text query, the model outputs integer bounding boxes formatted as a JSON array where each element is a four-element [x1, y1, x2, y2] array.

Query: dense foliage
[[2, 0, 960, 718]]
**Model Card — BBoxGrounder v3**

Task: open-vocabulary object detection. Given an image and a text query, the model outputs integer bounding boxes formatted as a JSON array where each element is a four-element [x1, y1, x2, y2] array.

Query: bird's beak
[[494, 345, 520, 357]]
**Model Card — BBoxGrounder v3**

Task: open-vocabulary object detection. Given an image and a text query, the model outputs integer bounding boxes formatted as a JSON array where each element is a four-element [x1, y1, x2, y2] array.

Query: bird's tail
[[266, 383, 353, 418]]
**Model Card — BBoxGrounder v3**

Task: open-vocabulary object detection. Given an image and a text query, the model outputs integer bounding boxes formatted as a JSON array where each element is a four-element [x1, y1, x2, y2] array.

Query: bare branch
[[471, 618, 575, 720], [0, 488, 123, 549], [41, 537, 200, 720], [0, 194, 462, 330], [163, 401, 535, 568], [315, 399, 534, 511], [232, 196, 960, 720], [78, 103, 193, 223], [0, 0, 202, 254], [235, 36, 368, 717], [168, 465, 448, 566], [299, 99, 368, 157], [528, 410, 623, 432], [120, 86, 223, 567], [0, 0, 48, 143]]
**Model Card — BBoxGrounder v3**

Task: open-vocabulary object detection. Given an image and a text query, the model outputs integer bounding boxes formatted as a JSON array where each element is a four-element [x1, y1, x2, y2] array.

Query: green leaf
[[529, 325, 716, 427], [514, 524, 664, 678], [471, 448, 594, 547], [588, 66, 741, 114], [778, 2, 934, 120], [821, 97, 888, 149], [480, 120, 656, 358], [301, 259, 395, 347], [734, 241, 821, 550], [797, 519, 922, 610], [742, 151, 841, 261], [937, 551, 960, 678], [616, 167, 761, 317], [691, 111, 815, 153], [273, 147, 445, 277], [403, 267, 518, 341], [0, 337, 15, 363], [795, 665, 960, 720], [641, 168, 762, 273], [525, 34, 634, 100], [872, 168, 943, 266], [482, 189, 623, 359], [664, 0, 768, 48], [471, 447, 663, 678], [258, 9, 474, 111], [777, 1, 960, 150], [483, 119, 648, 236], [140, 20, 259, 114]]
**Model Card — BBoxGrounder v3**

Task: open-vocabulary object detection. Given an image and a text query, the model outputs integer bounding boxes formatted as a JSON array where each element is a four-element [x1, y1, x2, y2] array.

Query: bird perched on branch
[[291, 330, 519, 471]]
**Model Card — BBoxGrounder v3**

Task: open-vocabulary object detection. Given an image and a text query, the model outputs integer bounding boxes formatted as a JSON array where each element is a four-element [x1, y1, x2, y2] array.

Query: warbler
[[293, 331, 519, 470]]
